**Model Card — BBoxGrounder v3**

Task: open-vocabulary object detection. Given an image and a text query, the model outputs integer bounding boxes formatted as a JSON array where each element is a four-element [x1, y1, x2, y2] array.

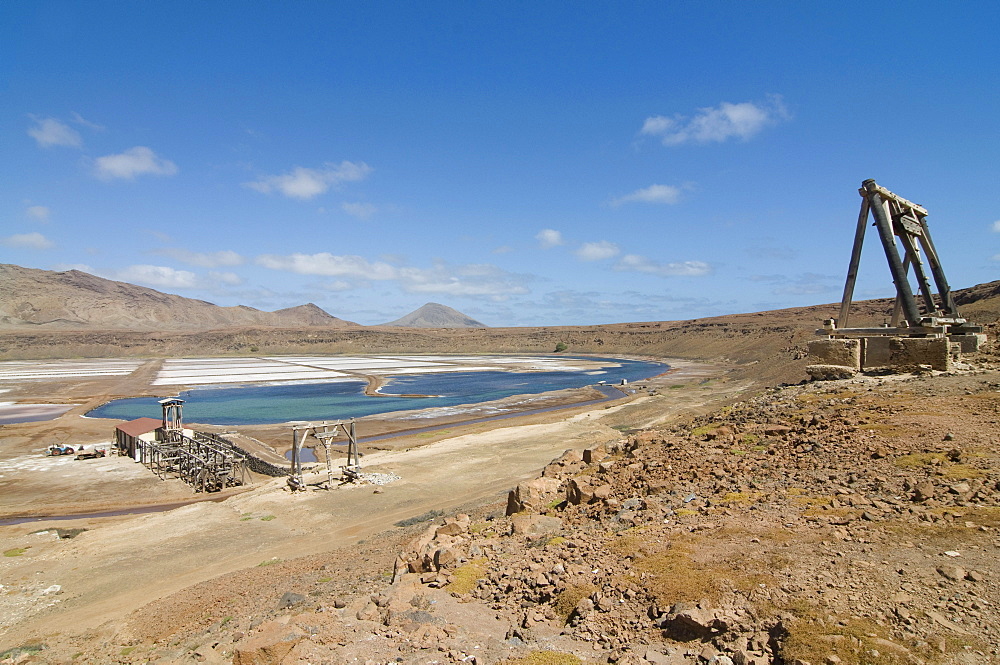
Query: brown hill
[[379, 302, 487, 328], [0, 264, 358, 331], [1, 262, 997, 388]]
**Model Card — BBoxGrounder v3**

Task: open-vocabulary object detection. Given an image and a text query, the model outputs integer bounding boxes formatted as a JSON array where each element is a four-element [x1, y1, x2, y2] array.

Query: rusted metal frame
[[863, 179, 922, 327]]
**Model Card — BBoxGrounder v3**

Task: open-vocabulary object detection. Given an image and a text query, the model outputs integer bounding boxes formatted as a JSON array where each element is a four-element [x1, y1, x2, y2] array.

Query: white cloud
[[536, 228, 565, 248], [991, 220, 1000, 232], [256, 252, 531, 299], [1, 232, 54, 249], [26, 205, 52, 222], [257, 253, 398, 280], [115, 264, 197, 289], [246, 161, 372, 200], [27, 116, 82, 148], [397, 262, 530, 298], [641, 96, 788, 146], [94, 146, 178, 180], [640, 116, 674, 136], [208, 270, 244, 286], [615, 254, 711, 276], [575, 241, 620, 261], [611, 184, 682, 207], [341, 202, 377, 219], [156, 248, 245, 268]]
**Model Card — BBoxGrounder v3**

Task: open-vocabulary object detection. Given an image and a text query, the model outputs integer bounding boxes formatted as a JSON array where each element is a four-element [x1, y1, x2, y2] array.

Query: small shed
[[115, 417, 162, 460]]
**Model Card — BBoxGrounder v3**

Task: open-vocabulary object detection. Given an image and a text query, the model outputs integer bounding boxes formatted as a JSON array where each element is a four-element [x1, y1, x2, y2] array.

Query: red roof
[[116, 417, 162, 437]]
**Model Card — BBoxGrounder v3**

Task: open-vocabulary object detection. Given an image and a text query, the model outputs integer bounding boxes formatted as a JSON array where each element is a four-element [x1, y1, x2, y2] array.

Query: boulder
[[913, 480, 935, 502], [583, 444, 607, 464], [506, 477, 563, 515], [567, 478, 595, 505], [510, 514, 563, 538], [232, 619, 306, 665], [277, 591, 305, 609]]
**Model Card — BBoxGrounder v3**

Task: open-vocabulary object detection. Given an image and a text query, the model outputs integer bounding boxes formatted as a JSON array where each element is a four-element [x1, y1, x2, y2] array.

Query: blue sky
[[3, 1, 998, 326]]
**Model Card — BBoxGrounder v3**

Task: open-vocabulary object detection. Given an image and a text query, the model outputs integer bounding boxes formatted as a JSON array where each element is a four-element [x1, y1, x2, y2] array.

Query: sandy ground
[[0, 358, 747, 648]]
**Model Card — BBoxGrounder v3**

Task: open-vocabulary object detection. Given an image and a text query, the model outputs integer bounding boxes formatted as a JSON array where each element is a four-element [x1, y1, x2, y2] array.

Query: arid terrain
[[2, 278, 1000, 664]]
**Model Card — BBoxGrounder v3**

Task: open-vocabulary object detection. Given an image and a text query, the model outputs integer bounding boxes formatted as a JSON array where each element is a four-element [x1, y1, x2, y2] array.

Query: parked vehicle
[[75, 448, 107, 460], [47, 445, 76, 456]]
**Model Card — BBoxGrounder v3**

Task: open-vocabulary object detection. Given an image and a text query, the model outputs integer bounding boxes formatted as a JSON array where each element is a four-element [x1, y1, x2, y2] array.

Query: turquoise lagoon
[[86, 356, 668, 426]]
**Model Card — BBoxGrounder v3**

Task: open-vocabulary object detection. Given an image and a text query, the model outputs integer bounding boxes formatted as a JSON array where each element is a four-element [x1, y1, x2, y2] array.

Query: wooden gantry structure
[[117, 398, 249, 492], [809, 180, 984, 377], [825, 179, 981, 340], [288, 420, 360, 491]]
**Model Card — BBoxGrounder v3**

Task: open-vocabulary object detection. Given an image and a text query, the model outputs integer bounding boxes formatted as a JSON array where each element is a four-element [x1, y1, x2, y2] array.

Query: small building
[[114, 417, 162, 460]]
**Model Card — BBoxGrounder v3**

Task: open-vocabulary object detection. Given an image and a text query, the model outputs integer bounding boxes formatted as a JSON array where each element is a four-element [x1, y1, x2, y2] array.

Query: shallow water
[[87, 356, 666, 425]]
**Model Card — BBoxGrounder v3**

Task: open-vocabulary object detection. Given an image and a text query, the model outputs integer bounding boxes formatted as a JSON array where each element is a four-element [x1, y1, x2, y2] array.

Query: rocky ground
[[4, 359, 999, 665]]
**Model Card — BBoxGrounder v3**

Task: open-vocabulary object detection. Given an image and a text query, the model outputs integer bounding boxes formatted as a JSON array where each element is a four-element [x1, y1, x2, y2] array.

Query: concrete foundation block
[[861, 336, 954, 372], [950, 334, 986, 354], [806, 364, 858, 381], [807, 339, 861, 369]]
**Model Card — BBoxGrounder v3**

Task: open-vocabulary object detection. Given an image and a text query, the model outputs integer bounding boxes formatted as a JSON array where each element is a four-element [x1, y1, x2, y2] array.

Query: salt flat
[[0, 355, 619, 389], [0, 359, 144, 382], [153, 355, 590, 387]]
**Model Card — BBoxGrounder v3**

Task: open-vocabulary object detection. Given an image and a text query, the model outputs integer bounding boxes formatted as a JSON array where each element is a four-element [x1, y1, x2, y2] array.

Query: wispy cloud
[[575, 241, 620, 261], [611, 184, 683, 207], [398, 262, 530, 298], [246, 161, 372, 200], [991, 220, 1000, 232], [536, 229, 564, 248], [94, 146, 178, 180], [114, 264, 198, 289], [615, 254, 711, 276], [52, 263, 94, 273], [750, 272, 838, 295], [70, 112, 105, 131], [256, 252, 531, 299], [208, 270, 244, 286], [26, 205, 52, 222], [641, 95, 788, 146], [1, 232, 54, 249], [341, 201, 377, 219], [27, 116, 83, 148], [154, 248, 245, 268], [257, 253, 398, 280]]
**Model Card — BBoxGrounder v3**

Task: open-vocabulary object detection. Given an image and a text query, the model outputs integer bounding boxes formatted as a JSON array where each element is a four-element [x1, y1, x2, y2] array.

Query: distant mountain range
[[379, 302, 486, 328], [0, 264, 485, 330]]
